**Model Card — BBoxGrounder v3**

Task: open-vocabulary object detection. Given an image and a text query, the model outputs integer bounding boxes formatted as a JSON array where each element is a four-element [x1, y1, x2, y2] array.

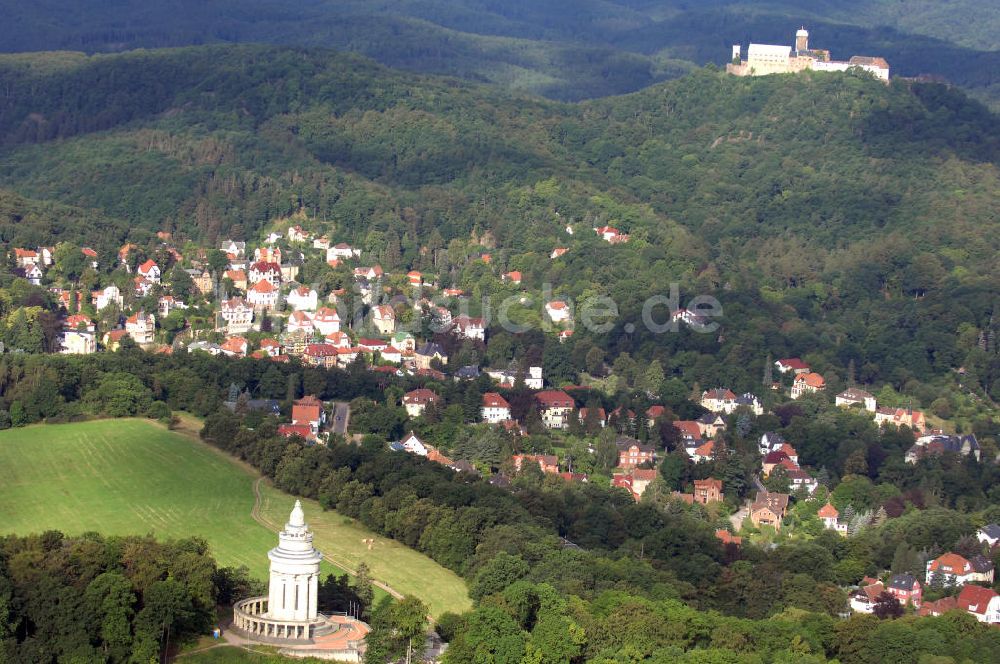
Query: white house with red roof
[[313, 307, 341, 336], [220, 336, 248, 358], [550, 247, 568, 259], [775, 358, 810, 374], [137, 260, 161, 284], [124, 311, 156, 345], [287, 310, 315, 335], [452, 315, 486, 341], [291, 396, 325, 435], [286, 286, 318, 311], [259, 338, 281, 357], [325, 331, 350, 348], [92, 285, 123, 311], [481, 392, 511, 423], [545, 300, 571, 323], [502, 271, 522, 284], [700, 389, 736, 413], [247, 279, 279, 310], [956, 585, 1000, 623], [13, 248, 38, 268], [791, 372, 826, 399], [927, 552, 995, 587], [594, 225, 629, 244]]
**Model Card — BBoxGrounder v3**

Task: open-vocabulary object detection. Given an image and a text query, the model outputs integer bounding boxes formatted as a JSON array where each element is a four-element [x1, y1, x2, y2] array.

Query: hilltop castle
[[727, 28, 889, 81]]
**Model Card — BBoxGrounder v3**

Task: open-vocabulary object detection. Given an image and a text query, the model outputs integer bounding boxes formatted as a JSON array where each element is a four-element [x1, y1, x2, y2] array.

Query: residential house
[[452, 315, 486, 341], [255, 245, 282, 263], [759, 431, 786, 456], [286, 310, 315, 335], [219, 239, 246, 258], [545, 300, 571, 323], [327, 243, 360, 261], [905, 433, 979, 464], [191, 269, 213, 296], [690, 440, 716, 463], [578, 407, 607, 428], [403, 389, 440, 418], [124, 311, 156, 345], [287, 225, 311, 243], [406, 271, 423, 286], [876, 407, 927, 434], [926, 552, 995, 587], [762, 451, 792, 477], [535, 390, 575, 429], [220, 297, 254, 334], [302, 343, 339, 369], [503, 271, 522, 285], [291, 396, 325, 435], [187, 340, 221, 355], [693, 478, 723, 504], [693, 414, 724, 441], [887, 574, 922, 608], [414, 342, 447, 370], [158, 295, 185, 318], [550, 247, 568, 259], [512, 454, 560, 475], [734, 393, 764, 415], [137, 260, 161, 284], [956, 585, 1000, 624], [13, 248, 38, 268], [247, 279, 279, 310], [286, 286, 318, 311], [358, 338, 388, 353], [224, 269, 248, 290], [354, 265, 384, 280], [16, 263, 43, 285], [371, 305, 396, 335], [103, 329, 128, 351], [325, 331, 350, 349], [81, 247, 98, 268], [61, 315, 96, 355], [616, 436, 657, 469], [775, 358, 810, 374], [313, 307, 341, 335], [481, 393, 511, 424], [594, 225, 629, 243], [918, 596, 959, 617], [977, 524, 1000, 548], [248, 261, 282, 287], [701, 389, 736, 413], [646, 405, 667, 427], [277, 423, 314, 439], [220, 336, 248, 358], [259, 339, 281, 357], [836, 387, 878, 411], [379, 346, 404, 364], [391, 331, 416, 352], [849, 581, 885, 614], [749, 491, 790, 531], [791, 372, 826, 399], [219, 297, 253, 334], [786, 467, 819, 494], [818, 502, 848, 535], [673, 421, 703, 447]]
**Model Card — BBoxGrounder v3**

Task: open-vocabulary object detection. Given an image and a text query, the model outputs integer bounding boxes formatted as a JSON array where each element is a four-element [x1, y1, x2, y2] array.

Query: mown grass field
[[0, 419, 470, 617]]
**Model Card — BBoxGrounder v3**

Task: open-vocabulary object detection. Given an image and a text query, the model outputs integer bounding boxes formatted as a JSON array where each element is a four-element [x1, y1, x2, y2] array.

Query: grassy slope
[[0, 419, 470, 616]]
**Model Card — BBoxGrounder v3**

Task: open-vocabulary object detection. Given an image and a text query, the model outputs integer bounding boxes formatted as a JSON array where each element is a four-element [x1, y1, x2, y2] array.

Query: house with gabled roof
[[452, 315, 486, 341], [502, 271, 522, 285], [545, 300, 571, 323], [693, 478, 723, 504], [414, 342, 447, 370], [220, 297, 253, 334], [481, 392, 511, 424], [905, 433, 978, 463], [817, 502, 848, 535], [137, 259, 161, 284], [750, 491, 789, 531], [926, 552, 995, 587], [876, 407, 927, 434], [836, 387, 877, 411], [371, 304, 396, 335], [956, 584, 1000, 624], [690, 440, 716, 463], [535, 390, 575, 429], [700, 388, 736, 413], [403, 389, 440, 418], [247, 279, 279, 310], [775, 358, 810, 374], [220, 336, 248, 358], [791, 372, 826, 399], [313, 307, 341, 335], [291, 395, 325, 435], [124, 311, 156, 345], [512, 454, 560, 475], [616, 436, 656, 469], [302, 343, 339, 369], [887, 573, 922, 608], [286, 286, 318, 311], [978, 524, 1000, 548], [849, 581, 885, 614], [286, 310, 315, 335]]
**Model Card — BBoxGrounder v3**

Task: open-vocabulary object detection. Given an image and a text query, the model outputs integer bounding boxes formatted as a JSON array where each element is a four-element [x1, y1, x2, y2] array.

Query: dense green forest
[[1, 1, 999, 104]]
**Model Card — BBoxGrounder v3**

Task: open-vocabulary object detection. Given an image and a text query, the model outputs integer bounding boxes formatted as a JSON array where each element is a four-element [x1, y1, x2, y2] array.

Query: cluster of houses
[[848, 525, 1000, 623]]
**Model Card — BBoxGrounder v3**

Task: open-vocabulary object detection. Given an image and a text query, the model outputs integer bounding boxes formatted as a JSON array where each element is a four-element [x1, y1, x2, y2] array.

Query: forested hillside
[[2, 45, 1000, 401], [1, 0, 999, 104]]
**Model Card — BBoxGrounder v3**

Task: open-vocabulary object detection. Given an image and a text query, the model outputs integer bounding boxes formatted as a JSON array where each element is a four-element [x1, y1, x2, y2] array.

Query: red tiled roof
[[482, 392, 510, 408]]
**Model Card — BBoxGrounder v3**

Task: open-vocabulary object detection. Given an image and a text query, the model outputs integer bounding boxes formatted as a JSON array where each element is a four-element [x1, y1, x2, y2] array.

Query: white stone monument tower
[[232, 500, 332, 641], [267, 499, 322, 621]]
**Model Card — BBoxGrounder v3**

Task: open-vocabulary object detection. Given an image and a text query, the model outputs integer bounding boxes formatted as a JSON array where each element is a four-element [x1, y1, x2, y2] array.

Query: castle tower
[[795, 27, 809, 53], [266, 500, 322, 622]]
